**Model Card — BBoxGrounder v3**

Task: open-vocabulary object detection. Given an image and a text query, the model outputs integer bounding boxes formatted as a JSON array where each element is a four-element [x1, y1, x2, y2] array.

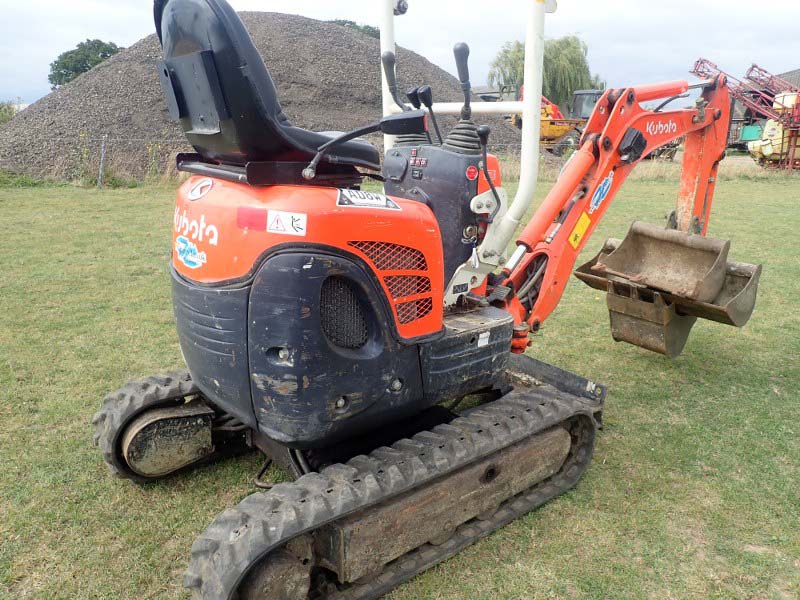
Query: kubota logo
[[188, 178, 214, 200], [174, 208, 219, 246], [645, 119, 678, 137]]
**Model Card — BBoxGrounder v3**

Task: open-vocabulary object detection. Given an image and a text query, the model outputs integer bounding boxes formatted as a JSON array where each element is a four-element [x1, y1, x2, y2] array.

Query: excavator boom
[[497, 76, 761, 355]]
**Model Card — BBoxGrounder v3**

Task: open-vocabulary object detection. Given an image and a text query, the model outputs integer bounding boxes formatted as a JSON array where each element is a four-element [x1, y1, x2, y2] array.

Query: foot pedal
[[486, 285, 512, 303], [575, 222, 762, 356]]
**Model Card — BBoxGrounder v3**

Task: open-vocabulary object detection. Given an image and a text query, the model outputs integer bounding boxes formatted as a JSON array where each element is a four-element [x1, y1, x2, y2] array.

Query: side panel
[[172, 269, 255, 428], [172, 178, 445, 340], [247, 252, 426, 447]]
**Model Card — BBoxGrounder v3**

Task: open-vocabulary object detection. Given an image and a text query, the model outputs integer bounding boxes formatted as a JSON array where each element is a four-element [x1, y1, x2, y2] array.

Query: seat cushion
[[284, 127, 381, 171]]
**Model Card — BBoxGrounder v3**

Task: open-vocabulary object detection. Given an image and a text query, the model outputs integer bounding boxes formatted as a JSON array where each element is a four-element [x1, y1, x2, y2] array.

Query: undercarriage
[[94, 353, 603, 599]]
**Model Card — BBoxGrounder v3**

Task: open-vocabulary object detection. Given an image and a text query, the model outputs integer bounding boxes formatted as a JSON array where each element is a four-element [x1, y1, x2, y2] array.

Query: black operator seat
[[153, 0, 381, 171]]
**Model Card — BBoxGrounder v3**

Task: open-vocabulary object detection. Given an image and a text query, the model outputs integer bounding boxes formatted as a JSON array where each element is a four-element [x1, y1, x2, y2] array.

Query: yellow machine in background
[[748, 92, 799, 165], [505, 88, 604, 156]]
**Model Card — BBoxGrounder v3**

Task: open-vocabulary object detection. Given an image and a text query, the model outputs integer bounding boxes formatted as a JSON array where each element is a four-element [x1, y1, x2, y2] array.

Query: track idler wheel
[[92, 371, 236, 482], [238, 537, 314, 600]]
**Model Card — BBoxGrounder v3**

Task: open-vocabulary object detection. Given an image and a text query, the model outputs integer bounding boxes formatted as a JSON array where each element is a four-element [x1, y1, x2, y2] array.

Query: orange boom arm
[[499, 76, 731, 352]]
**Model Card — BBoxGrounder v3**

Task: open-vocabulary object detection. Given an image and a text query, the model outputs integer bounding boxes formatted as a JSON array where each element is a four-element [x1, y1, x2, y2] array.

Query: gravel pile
[[0, 12, 520, 180]]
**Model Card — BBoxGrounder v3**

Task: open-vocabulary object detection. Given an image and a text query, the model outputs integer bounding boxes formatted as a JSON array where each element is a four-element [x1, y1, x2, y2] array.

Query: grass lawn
[[0, 172, 798, 599]]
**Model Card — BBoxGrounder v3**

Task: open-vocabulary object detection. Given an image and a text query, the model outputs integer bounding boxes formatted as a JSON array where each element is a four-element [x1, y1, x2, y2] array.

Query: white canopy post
[[379, 0, 399, 149]]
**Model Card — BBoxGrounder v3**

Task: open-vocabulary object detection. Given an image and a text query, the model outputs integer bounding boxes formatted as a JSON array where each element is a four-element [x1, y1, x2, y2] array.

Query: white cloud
[[3, 0, 799, 103]]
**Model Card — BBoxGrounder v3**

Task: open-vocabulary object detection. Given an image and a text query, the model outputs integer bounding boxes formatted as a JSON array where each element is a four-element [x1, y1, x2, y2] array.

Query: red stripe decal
[[237, 207, 268, 230]]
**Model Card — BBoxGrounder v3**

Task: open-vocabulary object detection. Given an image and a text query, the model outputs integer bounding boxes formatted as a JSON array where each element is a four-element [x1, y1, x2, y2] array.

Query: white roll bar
[[379, 0, 554, 265]]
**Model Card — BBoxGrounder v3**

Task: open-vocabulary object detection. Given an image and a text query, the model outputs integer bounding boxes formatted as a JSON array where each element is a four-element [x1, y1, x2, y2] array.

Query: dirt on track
[[0, 12, 520, 180]]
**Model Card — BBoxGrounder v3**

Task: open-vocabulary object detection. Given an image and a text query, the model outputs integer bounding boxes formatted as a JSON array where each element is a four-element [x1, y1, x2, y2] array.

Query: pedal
[[464, 292, 490, 307], [486, 285, 512, 303]]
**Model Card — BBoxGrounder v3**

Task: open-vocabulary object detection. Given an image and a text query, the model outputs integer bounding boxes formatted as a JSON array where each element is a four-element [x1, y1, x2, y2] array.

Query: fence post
[[97, 134, 108, 189]]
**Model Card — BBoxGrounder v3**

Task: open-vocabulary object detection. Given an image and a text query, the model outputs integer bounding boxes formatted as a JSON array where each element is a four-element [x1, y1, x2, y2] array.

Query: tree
[[48, 39, 123, 89], [487, 41, 525, 98], [329, 20, 380, 40], [488, 36, 605, 107], [0, 101, 15, 126]]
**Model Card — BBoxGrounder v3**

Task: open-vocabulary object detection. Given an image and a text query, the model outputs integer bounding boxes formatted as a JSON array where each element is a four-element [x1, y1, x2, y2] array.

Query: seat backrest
[[154, 0, 307, 166]]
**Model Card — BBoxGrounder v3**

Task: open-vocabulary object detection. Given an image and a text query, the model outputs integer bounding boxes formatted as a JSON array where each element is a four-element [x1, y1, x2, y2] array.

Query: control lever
[[381, 51, 410, 113], [406, 88, 433, 144], [418, 85, 443, 145], [453, 42, 472, 120], [477, 125, 501, 223], [406, 87, 422, 109]]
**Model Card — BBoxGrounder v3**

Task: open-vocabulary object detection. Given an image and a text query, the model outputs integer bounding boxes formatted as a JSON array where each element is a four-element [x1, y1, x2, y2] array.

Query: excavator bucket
[[593, 221, 730, 302], [575, 222, 762, 357]]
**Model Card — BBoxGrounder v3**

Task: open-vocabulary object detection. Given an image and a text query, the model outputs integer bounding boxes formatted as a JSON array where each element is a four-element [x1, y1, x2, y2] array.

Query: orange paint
[[502, 77, 732, 352], [173, 179, 445, 340]]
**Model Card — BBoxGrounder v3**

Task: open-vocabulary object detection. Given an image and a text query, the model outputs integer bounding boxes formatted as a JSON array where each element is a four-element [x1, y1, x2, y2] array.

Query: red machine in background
[[693, 58, 800, 170]]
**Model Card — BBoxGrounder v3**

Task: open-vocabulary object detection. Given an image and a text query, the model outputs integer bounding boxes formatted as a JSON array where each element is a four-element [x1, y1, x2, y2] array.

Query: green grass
[[0, 174, 798, 599]]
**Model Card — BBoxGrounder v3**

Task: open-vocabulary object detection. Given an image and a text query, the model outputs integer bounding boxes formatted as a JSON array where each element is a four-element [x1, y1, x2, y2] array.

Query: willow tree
[[488, 36, 604, 106], [487, 41, 526, 98]]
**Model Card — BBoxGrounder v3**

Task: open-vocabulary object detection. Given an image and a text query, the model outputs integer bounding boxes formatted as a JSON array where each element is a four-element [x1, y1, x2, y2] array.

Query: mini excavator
[[92, 1, 762, 598]]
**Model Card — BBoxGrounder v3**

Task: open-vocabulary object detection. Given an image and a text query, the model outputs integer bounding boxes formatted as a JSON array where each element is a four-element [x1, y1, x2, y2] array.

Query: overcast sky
[[3, 0, 799, 104]]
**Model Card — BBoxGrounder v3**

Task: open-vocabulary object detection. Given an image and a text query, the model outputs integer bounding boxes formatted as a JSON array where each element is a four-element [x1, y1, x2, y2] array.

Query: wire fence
[[0, 133, 532, 187], [0, 135, 193, 186], [9, 132, 774, 187]]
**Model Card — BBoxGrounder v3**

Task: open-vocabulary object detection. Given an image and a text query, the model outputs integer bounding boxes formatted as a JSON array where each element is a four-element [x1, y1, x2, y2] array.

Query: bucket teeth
[[575, 222, 762, 356]]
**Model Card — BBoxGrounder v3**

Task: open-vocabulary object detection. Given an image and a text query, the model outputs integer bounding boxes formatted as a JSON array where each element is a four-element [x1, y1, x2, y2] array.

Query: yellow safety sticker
[[568, 212, 591, 250]]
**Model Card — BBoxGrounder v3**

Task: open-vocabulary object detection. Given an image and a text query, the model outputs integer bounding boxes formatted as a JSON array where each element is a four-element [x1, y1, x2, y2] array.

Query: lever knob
[[454, 43, 471, 84], [406, 87, 422, 109], [381, 51, 399, 89], [477, 125, 491, 147], [418, 85, 434, 108]]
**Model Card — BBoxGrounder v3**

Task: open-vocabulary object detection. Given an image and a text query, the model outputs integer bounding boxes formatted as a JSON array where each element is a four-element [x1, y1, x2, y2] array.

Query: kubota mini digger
[[92, 1, 762, 598]]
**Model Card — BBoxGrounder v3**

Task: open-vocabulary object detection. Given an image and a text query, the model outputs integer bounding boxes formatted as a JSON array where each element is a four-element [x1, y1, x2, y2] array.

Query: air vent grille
[[320, 277, 368, 349], [348, 241, 428, 272], [348, 241, 434, 328], [396, 298, 434, 325], [384, 275, 432, 299]]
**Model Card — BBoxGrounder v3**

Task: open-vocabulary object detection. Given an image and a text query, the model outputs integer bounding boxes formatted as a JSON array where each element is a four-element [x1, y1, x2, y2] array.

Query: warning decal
[[267, 210, 307, 237], [337, 189, 401, 211], [568, 212, 592, 250]]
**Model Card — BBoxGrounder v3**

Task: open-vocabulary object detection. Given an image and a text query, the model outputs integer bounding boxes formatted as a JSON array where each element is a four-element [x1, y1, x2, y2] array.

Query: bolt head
[[278, 348, 290, 360], [335, 397, 347, 409], [390, 379, 403, 392]]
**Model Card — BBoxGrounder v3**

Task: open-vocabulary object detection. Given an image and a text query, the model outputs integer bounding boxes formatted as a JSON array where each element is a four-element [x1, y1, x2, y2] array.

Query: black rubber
[[184, 377, 602, 599], [92, 371, 200, 483]]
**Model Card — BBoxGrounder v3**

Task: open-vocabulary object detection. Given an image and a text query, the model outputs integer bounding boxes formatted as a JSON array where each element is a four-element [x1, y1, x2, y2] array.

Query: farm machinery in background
[[504, 86, 604, 156], [93, 1, 762, 598], [692, 59, 800, 170], [491, 85, 679, 159]]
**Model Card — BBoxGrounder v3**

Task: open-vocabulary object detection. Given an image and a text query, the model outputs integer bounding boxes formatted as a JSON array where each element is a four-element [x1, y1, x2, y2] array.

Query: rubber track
[[185, 385, 601, 599], [91, 371, 200, 482]]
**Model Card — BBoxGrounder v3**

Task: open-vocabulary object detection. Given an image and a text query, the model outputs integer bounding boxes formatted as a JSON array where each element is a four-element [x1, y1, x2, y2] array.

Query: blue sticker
[[175, 236, 207, 269], [589, 170, 614, 215]]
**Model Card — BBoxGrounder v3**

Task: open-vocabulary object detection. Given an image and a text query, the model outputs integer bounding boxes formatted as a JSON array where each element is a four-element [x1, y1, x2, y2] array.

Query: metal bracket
[[444, 187, 509, 306]]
